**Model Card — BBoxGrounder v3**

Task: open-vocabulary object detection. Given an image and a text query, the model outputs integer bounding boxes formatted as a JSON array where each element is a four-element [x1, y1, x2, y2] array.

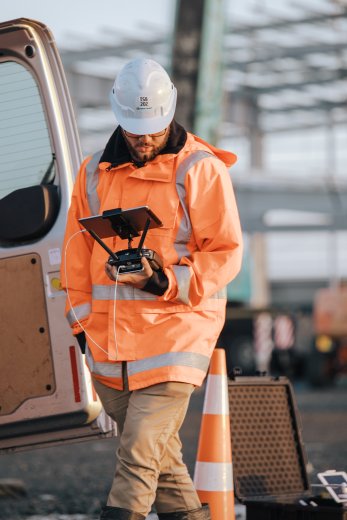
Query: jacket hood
[[99, 119, 187, 168], [188, 133, 237, 168], [99, 120, 237, 170]]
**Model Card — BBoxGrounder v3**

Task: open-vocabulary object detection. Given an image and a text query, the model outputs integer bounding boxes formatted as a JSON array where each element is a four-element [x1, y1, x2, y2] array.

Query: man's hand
[[105, 257, 153, 289]]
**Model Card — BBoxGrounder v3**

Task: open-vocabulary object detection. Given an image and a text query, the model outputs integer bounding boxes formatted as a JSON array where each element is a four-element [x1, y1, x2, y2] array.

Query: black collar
[[99, 120, 187, 169]]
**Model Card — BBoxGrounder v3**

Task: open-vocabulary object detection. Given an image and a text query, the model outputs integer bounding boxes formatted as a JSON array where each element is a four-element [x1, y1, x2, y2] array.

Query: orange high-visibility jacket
[[61, 130, 243, 390]]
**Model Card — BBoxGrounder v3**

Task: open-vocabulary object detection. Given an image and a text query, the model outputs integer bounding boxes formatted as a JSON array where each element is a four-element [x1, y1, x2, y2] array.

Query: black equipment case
[[228, 375, 347, 519]]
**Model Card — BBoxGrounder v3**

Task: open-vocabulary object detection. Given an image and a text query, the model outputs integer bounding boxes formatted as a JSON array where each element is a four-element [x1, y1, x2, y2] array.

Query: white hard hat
[[109, 58, 177, 135]]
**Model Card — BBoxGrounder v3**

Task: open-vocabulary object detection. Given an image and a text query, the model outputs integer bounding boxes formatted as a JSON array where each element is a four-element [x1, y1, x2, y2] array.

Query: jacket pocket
[[146, 189, 179, 234]]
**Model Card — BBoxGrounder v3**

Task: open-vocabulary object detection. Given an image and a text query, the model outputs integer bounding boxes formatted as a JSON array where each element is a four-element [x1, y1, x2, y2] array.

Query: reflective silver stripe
[[175, 151, 213, 260], [172, 268, 227, 305], [92, 284, 158, 301], [85, 344, 122, 378], [91, 282, 224, 304], [128, 351, 210, 376], [86, 150, 103, 215], [66, 303, 91, 325], [173, 265, 191, 305]]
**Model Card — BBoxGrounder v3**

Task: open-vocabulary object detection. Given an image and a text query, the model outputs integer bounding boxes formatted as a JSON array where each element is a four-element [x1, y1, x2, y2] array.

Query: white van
[[0, 18, 116, 452]]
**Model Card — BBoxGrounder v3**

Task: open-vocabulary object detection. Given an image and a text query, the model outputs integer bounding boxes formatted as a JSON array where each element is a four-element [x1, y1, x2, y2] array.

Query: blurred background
[[2, 0, 347, 385], [0, 1, 346, 518]]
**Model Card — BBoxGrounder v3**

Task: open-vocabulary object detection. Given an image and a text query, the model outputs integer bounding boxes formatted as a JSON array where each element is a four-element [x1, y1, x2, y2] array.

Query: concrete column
[[248, 100, 269, 307]]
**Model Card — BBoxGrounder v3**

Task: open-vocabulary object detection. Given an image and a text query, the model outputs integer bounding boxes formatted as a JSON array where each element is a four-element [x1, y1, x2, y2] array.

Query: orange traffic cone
[[193, 348, 235, 520]]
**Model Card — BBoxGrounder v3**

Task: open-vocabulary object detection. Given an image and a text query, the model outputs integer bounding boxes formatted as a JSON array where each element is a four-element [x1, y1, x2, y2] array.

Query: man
[[61, 58, 242, 520]]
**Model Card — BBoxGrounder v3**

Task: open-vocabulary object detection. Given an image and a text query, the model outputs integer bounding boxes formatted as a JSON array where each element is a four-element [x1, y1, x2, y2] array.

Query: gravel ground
[[0, 379, 346, 519]]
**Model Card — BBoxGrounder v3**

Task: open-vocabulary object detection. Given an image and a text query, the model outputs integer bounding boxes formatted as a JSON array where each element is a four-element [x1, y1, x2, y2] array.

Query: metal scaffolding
[[58, 0, 347, 234], [59, 0, 347, 136]]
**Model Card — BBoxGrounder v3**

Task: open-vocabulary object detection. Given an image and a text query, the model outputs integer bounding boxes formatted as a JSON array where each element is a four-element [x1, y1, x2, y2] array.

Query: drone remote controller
[[79, 207, 164, 274], [108, 248, 163, 273]]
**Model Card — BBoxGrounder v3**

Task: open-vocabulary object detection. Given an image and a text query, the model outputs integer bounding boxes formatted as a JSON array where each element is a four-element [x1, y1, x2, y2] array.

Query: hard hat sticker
[[137, 96, 152, 110]]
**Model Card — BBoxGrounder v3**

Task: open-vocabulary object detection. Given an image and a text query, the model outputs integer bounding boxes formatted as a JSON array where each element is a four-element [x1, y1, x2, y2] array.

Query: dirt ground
[[0, 379, 346, 519]]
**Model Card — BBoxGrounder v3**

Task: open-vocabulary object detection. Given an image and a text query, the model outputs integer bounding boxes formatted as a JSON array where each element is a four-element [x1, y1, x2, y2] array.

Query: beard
[[124, 129, 170, 164]]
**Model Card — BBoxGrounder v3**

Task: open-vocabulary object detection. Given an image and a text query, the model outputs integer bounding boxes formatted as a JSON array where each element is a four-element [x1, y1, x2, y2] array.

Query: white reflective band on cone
[[194, 462, 234, 491], [202, 374, 229, 415]]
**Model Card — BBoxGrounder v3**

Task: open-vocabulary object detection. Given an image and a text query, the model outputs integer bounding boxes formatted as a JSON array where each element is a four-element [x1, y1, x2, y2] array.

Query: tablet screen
[[79, 206, 162, 240]]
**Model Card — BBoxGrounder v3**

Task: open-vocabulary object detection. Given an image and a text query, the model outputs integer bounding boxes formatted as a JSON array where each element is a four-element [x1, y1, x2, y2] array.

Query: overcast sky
[[1, 0, 310, 47], [0, 1, 175, 48], [1, 0, 332, 50]]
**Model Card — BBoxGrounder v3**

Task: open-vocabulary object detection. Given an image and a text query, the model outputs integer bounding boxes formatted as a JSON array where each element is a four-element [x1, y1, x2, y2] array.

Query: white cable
[[112, 266, 121, 360], [64, 228, 119, 361]]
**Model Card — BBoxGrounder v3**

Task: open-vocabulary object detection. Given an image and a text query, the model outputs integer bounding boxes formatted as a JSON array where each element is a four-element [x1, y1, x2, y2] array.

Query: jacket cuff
[[141, 269, 169, 296]]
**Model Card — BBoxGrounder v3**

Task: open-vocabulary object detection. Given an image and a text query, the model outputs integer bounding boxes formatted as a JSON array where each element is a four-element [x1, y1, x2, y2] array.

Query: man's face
[[122, 127, 170, 163]]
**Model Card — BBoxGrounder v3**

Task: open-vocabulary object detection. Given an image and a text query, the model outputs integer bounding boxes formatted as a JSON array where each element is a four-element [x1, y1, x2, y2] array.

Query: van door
[[0, 18, 116, 452]]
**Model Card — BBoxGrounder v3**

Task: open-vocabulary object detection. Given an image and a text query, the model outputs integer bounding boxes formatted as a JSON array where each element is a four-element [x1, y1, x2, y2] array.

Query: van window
[[0, 60, 59, 244], [0, 61, 55, 199]]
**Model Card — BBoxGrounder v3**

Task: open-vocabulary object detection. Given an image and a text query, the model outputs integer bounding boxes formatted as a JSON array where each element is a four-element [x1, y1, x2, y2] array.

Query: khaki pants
[[93, 366, 201, 516]]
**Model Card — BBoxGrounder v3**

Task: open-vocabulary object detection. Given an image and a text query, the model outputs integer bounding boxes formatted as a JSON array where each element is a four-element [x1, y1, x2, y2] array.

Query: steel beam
[[234, 179, 347, 233], [227, 10, 347, 34], [225, 70, 347, 95], [60, 37, 167, 66], [224, 42, 347, 70]]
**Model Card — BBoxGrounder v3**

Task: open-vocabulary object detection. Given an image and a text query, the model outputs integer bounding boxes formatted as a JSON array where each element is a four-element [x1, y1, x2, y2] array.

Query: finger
[[105, 262, 116, 280], [141, 257, 153, 276]]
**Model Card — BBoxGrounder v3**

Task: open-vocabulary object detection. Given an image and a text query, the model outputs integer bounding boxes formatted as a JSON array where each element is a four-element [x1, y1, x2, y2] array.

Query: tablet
[[317, 470, 347, 503], [79, 206, 162, 240]]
